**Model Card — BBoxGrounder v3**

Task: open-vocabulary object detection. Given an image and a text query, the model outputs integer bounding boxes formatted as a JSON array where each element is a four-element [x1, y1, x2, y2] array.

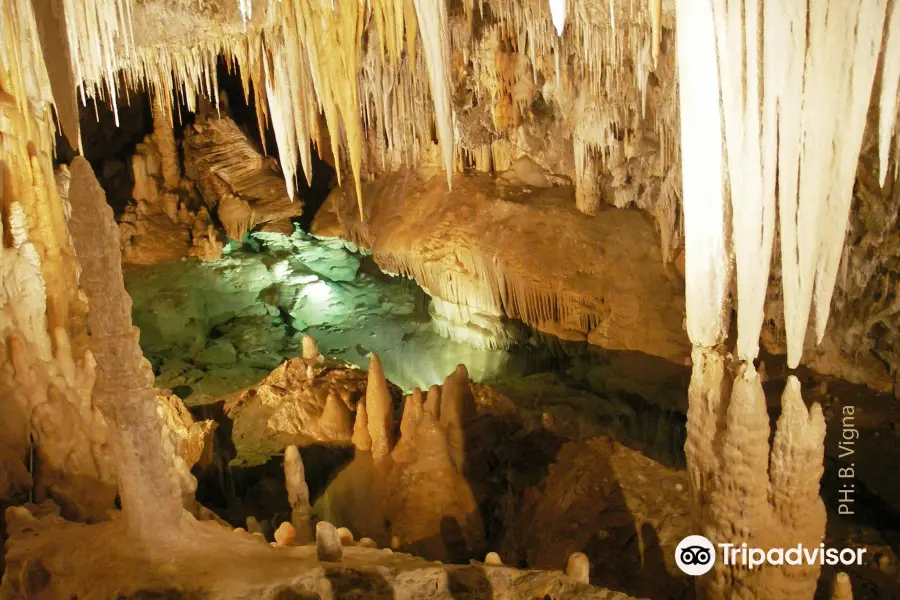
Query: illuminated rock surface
[[125, 226, 539, 399]]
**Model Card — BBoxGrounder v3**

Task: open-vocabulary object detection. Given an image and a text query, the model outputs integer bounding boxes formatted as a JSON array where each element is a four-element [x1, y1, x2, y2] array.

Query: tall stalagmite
[[365, 353, 394, 461], [284, 444, 312, 543], [67, 157, 184, 542], [151, 96, 181, 190]]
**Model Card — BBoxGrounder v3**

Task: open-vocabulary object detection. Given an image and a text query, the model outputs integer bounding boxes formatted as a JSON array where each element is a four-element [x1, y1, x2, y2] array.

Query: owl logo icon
[[675, 535, 716, 576]]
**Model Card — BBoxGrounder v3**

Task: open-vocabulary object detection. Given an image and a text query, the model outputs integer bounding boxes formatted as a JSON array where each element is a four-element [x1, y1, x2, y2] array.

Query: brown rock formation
[[183, 113, 303, 241], [119, 110, 225, 266], [313, 170, 689, 361], [0, 37, 111, 522], [156, 390, 216, 506], [224, 356, 402, 465]]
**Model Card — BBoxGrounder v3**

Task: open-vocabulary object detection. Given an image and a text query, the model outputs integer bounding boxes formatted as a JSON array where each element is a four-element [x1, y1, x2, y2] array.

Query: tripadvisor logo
[[676, 535, 716, 576], [675, 535, 868, 576]]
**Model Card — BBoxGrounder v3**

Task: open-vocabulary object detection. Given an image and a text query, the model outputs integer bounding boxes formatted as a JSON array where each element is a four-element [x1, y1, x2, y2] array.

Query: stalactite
[[548, 0, 566, 36], [31, 0, 81, 152], [412, 0, 455, 190], [649, 0, 661, 67], [769, 0, 889, 368], [809, 1, 888, 352], [673, 0, 728, 347], [60, 0, 133, 126], [713, 0, 775, 361]]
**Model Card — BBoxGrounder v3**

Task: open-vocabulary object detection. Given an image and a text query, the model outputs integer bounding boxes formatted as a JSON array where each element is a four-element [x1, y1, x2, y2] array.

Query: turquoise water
[[126, 227, 537, 403]]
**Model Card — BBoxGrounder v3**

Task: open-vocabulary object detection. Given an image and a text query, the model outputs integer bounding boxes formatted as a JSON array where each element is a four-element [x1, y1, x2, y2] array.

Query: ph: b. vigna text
[[837, 405, 857, 516]]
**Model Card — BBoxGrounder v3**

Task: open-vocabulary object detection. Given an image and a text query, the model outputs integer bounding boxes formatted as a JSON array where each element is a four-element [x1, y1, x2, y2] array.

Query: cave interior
[[1, 0, 900, 599]]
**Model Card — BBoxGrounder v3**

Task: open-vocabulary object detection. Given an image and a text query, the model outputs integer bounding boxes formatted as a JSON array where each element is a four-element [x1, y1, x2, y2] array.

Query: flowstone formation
[[313, 168, 689, 359]]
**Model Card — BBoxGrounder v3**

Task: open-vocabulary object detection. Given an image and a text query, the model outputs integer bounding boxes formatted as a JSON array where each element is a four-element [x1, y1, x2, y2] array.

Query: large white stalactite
[[673, 0, 727, 349], [677, 0, 897, 598], [412, 0, 455, 191]]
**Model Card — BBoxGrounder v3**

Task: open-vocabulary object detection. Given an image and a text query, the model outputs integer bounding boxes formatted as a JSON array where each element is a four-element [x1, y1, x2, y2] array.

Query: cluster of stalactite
[[48, 0, 679, 234], [676, 0, 900, 598]]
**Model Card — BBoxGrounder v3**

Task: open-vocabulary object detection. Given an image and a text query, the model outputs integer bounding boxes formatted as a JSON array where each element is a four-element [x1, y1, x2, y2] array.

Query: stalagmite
[[67, 157, 183, 542], [439, 365, 475, 471], [401, 388, 425, 440], [566, 552, 590, 584], [413, 0, 455, 189], [337, 527, 354, 546], [412, 410, 453, 472], [365, 353, 394, 461], [424, 385, 442, 419], [352, 398, 373, 452], [301, 335, 324, 364], [880, 0, 900, 186], [319, 391, 354, 439], [152, 96, 181, 190], [830, 573, 853, 600], [316, 521, 344, 562], [392, 388, 424, 462], [574, 139, 602, 215], [284, 444, 312, 543], [274, 521, 296, 547]]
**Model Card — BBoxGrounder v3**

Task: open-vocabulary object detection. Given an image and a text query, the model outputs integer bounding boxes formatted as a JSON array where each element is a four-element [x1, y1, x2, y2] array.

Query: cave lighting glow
[[301, 280, 333, 303]]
